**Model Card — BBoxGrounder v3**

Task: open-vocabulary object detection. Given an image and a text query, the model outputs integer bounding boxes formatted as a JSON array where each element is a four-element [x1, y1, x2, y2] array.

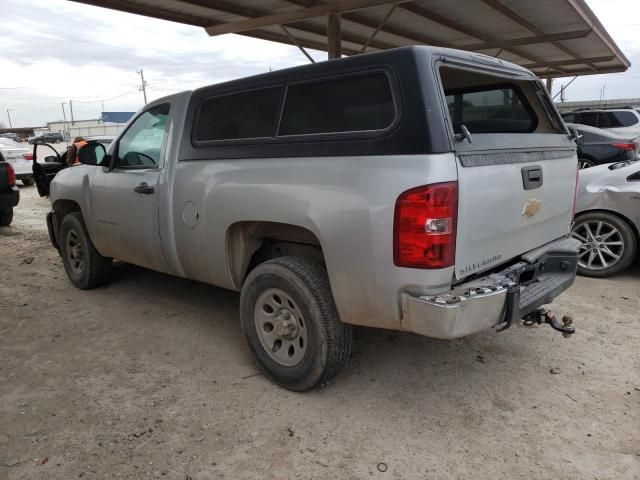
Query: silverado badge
[[522, 198, 541, 217]]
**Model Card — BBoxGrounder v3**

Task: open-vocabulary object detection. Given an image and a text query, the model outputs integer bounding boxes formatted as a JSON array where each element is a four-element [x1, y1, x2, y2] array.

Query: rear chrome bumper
[[400, 237, 581, 339]]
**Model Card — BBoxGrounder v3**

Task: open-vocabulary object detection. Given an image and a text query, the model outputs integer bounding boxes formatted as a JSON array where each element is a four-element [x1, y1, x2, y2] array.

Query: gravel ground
[[1, 186, 639, 480]]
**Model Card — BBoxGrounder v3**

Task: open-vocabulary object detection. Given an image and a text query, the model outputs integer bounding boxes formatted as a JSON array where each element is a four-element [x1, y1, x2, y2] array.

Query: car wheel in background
[[578, 158, 596, 169], [59, 212, 112, 289], [571, 211, 637, 277], [240, 256, 352, 391], [21, 177, 35, 186], [0, 208, 13, 226]]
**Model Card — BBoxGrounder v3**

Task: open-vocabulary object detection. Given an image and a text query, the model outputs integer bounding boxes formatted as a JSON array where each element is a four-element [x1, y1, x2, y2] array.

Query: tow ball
[[523, 308, 575, 337]]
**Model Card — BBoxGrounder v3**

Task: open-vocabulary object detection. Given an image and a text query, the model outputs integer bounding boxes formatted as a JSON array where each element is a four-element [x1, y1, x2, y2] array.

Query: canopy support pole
[[327, 12, 341, 59], [280, 25, 316, 63]]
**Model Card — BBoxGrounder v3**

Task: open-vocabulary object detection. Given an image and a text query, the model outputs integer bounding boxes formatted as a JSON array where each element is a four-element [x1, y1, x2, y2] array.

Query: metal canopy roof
[[70, 0, 630, 78]]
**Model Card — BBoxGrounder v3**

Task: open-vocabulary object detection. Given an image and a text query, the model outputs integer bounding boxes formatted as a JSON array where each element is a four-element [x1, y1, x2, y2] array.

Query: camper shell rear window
[[444, 83, 538, 134]]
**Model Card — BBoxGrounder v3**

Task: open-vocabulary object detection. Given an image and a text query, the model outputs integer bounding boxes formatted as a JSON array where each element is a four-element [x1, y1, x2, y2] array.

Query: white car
[[562, 108, 640, 138], [0, 138, 34, 186]]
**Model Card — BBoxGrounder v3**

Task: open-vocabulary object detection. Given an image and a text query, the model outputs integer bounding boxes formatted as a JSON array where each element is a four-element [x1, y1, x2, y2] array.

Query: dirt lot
[[1, 186, 638, 480]]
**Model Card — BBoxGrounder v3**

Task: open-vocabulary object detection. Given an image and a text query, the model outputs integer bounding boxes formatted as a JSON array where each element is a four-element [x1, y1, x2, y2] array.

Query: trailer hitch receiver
[[523, 308, 575, 337]]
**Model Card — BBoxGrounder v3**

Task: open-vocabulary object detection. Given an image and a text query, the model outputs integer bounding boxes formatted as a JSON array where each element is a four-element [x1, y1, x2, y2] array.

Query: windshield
[[0, 138, 25, 149]]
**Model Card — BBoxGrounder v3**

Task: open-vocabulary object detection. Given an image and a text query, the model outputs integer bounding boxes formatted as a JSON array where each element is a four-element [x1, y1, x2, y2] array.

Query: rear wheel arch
[[575, 209, 639, 241], [226, 221, 326, 289]]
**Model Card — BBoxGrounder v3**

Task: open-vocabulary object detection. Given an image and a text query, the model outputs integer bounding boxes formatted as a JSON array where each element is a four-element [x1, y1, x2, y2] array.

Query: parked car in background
[[0, 152, 20, 226], [0, 133, 20, 141], [0, 137, 35, 185], [572, 160, 640, 277], [28, 132, 64, 144], [562, 107, 640, 138], [567, 123, 639, 169]]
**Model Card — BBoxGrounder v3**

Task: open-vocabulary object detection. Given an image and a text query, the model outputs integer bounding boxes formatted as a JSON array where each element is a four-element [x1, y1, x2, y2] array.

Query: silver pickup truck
[[38, 46, 580, 391]]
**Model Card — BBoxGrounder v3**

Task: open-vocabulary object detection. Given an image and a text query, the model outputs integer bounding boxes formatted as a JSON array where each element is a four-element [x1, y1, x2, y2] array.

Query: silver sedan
[[571, 160, 640, 277]]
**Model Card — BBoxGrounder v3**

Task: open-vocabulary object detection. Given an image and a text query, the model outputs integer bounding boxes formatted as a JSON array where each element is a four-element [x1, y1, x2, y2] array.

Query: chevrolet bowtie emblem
[[522, 198, 541, 217]]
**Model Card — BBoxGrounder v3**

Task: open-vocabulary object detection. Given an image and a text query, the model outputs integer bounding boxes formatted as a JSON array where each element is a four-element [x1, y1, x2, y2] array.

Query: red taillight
[[393, 182, 458, 269], [611, 142, 635, 151], [6, 163, 16, 187], [23, 153, 33, 161]]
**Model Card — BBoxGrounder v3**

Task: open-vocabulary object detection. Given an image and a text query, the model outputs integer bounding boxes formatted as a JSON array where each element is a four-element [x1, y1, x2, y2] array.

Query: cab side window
[[115, 104, 170, 168]]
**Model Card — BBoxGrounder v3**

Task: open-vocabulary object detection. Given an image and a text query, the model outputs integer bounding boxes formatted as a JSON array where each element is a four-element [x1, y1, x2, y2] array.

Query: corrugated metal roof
[[69, 0, 630, 78]]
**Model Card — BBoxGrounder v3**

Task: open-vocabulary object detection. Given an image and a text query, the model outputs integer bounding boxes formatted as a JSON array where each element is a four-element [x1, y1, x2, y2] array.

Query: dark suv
[[29, 132, 64, 144]]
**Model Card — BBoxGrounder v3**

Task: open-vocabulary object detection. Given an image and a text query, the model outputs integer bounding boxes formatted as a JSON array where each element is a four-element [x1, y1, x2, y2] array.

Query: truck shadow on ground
[[102, 260, 555, 398]]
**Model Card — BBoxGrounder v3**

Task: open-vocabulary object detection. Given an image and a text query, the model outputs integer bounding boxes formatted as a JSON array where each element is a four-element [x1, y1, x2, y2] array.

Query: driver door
[[89, 103, 170, 273]]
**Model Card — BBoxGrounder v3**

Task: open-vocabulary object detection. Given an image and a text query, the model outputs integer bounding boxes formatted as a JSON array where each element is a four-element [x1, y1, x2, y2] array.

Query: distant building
[[47, 119, 102, 134], [555, 98, 640, 113], [45, 111, 135, 140]]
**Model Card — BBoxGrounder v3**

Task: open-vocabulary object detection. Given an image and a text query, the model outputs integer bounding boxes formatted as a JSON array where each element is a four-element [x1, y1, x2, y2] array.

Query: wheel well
[[575, 209, 640, 241], [52, 200, 81, 240], [227, 221, 324, 288]]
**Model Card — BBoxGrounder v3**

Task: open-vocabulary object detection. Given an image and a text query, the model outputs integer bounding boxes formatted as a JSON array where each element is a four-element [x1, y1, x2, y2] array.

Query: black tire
[[21, 177, 35, 186], [571, 211, 637, 277], [59, 212, 112, 289], [0, 208, 13, 226], [240, 256, 352, 391], [578, 158, 596, 169]]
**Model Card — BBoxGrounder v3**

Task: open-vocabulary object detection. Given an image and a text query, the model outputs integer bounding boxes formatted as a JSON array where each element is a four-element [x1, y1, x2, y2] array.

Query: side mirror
[[44, 155, 58, 163], [78, 142, 107, 166]]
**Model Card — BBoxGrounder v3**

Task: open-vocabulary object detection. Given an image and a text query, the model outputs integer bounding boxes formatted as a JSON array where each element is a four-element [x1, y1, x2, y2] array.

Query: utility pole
[[560, 84, 566, 102], [61, 102, 68, 141], [69, 100, 75, 126], [138, 69, 148, 105], [6, 109, 13, 128]]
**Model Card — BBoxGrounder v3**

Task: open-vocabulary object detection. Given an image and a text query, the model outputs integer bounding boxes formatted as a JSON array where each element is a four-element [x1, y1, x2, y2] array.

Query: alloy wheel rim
[[571, 220, 624, 271], [254, 288, 308, 367], [579, 160, 593, 169], [66, 230, 85, 275]]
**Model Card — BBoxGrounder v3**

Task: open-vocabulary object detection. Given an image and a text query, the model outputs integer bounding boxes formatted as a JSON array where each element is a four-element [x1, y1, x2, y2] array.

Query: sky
[[0, 0, 639, 128]]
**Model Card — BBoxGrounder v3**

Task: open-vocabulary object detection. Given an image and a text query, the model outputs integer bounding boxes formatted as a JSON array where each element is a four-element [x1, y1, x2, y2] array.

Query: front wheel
[[59, 212, 112, 289], [571, 212, 637, 277], [240, 256, 352, 391], [21, 177, 35, 186]]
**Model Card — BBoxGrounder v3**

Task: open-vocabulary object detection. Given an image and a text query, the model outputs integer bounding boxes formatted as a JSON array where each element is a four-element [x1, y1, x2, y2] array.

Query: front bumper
[[400, 237, 581, 339], [0, 187, 20, 210]]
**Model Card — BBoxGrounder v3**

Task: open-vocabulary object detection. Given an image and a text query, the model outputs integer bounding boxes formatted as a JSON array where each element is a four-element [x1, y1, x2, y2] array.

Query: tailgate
[[437, 63, 577, 280], [455, 146, 577, 279]]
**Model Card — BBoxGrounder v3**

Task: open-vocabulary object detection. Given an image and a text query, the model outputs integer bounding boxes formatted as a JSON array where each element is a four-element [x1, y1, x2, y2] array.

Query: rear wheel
[[240, 256, 352, 391], [21, 177, 35, 186], [578, 158, 596, 169], [0, 208, 13, 226], [59, 212, 112, 289], [571, 212, 637, 277]]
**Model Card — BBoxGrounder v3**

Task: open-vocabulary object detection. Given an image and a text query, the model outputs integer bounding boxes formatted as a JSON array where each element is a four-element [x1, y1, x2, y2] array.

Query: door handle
[[521, 165, 543, 190], [134, 182, 154, 194]]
